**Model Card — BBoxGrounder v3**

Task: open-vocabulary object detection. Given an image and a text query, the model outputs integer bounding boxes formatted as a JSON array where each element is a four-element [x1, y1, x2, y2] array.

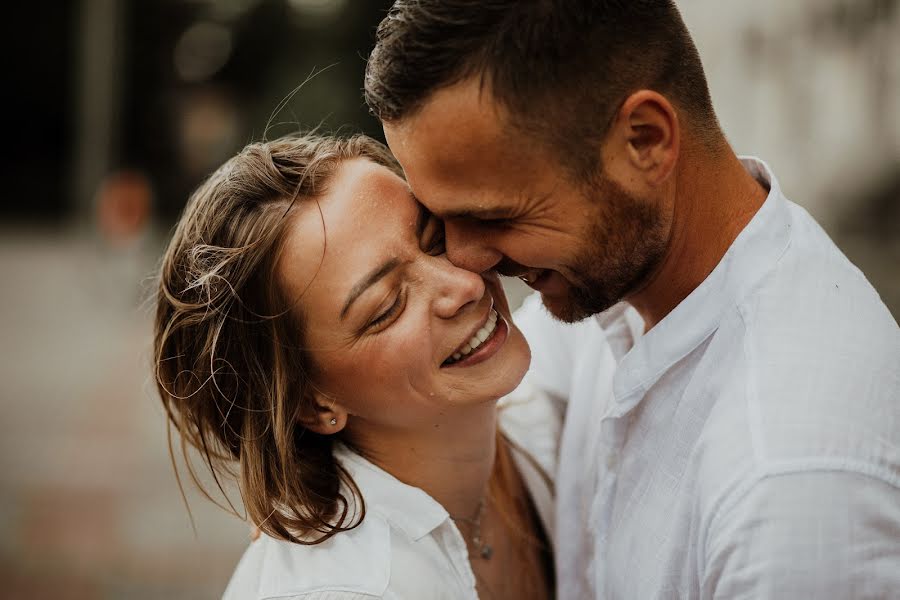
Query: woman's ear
[[298, 390, 349, 435]]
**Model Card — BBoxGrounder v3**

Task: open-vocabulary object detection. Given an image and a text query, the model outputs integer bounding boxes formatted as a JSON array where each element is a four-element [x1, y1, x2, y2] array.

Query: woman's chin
[[483, 308, 531, 399], [444, 325, 530, 406]]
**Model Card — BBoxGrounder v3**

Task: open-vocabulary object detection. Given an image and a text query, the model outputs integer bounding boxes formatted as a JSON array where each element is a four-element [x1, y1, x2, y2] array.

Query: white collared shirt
[[514, 157, 900, 599], [222, 383, 562, 600]]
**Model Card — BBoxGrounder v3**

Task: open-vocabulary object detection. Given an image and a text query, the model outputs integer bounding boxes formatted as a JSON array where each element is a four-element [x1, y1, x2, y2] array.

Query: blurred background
[[0, 0, 897, 597]]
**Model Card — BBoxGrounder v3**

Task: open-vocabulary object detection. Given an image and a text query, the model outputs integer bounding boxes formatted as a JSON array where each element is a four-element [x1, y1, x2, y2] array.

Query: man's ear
[[605, 90, 679, 187], [298, 390, 349, 435]]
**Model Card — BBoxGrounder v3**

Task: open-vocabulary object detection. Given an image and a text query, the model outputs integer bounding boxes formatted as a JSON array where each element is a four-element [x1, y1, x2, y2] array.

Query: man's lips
[[507, 267, 553, 291], [495, 258, 549, 289], [495, 257, 531, 279], [517, 269, 543, 285]]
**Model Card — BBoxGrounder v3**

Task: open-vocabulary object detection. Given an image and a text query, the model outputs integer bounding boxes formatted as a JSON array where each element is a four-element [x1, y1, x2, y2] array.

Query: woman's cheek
[[394, 311, 435, 357]]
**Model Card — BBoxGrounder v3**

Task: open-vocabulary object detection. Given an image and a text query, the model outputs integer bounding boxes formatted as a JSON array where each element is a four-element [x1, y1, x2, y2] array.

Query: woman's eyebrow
[[340, 257, 402, 320]]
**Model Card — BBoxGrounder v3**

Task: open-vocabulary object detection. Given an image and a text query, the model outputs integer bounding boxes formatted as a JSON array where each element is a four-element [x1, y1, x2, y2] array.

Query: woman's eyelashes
[[366, 290, 405, 330], [362, 216, 443, 334]]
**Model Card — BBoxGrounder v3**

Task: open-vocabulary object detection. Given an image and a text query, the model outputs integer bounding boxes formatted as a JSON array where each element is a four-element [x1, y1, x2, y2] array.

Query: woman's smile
[[441, 307, 508, 368]]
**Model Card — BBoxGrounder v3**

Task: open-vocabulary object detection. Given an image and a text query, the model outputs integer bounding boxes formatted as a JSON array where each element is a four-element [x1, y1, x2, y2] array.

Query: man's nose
[[444, 220, 503, 274]]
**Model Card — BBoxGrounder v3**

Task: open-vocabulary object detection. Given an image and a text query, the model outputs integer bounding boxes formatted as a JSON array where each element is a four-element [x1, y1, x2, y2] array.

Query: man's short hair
[[365, 0, 720, 179]]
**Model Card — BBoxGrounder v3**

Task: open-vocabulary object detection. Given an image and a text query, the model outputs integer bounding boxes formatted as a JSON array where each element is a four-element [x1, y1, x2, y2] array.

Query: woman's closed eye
[[367, 289, 405, 331]]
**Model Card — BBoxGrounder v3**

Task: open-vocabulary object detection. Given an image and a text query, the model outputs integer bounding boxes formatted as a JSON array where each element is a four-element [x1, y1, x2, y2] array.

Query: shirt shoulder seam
[[701, 458, 899, 579], [708, 458, 900, 539]]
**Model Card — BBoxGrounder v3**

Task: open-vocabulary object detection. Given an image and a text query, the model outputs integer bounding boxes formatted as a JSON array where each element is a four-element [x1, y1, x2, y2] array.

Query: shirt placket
[[589, 385, 642, 597]]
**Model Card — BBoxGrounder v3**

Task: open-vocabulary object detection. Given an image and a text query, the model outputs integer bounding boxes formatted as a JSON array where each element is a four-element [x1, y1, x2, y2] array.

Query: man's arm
[[703, 469, 900, 599]]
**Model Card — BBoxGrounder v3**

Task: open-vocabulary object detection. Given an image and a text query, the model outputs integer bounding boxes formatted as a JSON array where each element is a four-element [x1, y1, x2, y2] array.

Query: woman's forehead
[[277, 159, 416, 307]]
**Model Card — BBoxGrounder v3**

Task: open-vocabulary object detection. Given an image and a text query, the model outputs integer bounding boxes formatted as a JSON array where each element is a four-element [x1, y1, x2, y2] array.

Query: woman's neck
[[345, 400, 498, 520]]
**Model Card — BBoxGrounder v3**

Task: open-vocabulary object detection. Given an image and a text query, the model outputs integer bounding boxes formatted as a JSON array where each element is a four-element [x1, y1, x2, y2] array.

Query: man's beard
[[545, 172, 669, 323]]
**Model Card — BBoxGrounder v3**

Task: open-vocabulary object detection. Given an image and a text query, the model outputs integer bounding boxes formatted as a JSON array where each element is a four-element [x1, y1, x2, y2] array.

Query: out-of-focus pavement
[[0, 228, 248, 598]]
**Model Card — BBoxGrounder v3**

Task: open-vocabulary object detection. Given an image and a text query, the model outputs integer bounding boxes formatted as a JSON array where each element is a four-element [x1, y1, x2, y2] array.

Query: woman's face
[[276, 158, 531, 433]]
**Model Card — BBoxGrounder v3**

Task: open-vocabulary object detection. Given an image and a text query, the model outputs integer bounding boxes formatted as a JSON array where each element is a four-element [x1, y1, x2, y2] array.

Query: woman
[[154, 133, 560, 599]]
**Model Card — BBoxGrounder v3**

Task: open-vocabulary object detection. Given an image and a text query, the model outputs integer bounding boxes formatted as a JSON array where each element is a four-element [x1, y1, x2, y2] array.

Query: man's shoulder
[[694, 230, 899, 497], [747, 200, 896, 339], [731, 199, 898, 403], [691, 368, 899, 534]]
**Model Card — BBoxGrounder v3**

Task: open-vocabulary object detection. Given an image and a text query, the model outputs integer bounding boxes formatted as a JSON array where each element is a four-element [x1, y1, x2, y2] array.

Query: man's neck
[[628, 148, 768, 330], [346, 402, 498, 520]]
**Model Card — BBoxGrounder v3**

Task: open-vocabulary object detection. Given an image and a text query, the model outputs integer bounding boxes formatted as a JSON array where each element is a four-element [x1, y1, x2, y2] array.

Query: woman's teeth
[[449, 310, 499, 363]]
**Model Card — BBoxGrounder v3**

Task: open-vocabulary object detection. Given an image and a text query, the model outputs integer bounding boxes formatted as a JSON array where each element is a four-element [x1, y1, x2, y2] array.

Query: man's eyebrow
[[340, 257, 402, 320]]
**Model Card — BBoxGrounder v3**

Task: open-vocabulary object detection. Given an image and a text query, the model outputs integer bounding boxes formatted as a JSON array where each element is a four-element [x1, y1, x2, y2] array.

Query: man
[[365, 1, 900, 598]]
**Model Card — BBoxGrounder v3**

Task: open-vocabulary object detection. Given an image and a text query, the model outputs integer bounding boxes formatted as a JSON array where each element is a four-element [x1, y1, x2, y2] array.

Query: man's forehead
[[387, 80, 511, 152], [422, 76, 503, 122]]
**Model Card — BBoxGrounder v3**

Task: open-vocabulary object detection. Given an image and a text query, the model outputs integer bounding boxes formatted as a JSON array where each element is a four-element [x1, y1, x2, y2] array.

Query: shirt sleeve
[[703, 469, 900, 599]]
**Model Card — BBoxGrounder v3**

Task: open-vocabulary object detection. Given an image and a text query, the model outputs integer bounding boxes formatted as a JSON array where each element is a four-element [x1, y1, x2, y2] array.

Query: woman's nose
[[429, 258, 486, 319]]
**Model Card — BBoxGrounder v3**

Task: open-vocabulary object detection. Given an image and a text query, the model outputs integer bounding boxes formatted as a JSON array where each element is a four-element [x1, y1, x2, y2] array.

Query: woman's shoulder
[[222, 514, 392, 600], [222, 446, 464, 600]]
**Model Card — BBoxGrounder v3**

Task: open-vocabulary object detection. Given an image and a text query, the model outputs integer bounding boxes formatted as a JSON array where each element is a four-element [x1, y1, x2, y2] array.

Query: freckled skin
[[276, 158, 531, 437]]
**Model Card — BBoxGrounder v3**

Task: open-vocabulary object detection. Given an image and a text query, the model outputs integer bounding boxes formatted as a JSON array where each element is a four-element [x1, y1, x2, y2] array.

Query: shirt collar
[[334, 444, 450, 542], [602, 156, 793, 410]]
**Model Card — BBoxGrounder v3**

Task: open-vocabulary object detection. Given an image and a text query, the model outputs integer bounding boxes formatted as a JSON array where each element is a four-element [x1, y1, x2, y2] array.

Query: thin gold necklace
[[452, 497, 493, 560]]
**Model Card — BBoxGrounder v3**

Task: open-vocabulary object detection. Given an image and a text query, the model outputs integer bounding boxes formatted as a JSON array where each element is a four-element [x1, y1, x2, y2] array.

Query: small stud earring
[[329, 418, 337, 426]]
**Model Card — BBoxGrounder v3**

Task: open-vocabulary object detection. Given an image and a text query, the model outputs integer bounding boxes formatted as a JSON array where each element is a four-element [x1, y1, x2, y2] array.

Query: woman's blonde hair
[[153, 133, 401, 544]]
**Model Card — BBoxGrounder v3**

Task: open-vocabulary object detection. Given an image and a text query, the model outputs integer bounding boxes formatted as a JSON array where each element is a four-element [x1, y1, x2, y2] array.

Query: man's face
[[384, 78, 671, 322]]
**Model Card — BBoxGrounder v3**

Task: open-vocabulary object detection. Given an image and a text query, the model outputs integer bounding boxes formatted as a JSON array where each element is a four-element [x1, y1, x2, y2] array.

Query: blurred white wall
[[680, 0, 900, 227]]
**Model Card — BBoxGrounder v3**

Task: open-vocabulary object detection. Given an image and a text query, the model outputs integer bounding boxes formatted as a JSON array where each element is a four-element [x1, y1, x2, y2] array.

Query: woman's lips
[[441, 312, 509, 369]]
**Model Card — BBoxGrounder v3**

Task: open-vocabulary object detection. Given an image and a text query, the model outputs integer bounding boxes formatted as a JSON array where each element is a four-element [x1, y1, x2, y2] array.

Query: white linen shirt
[[514, 157, 900, 599], [222, 383, 562, 600]]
